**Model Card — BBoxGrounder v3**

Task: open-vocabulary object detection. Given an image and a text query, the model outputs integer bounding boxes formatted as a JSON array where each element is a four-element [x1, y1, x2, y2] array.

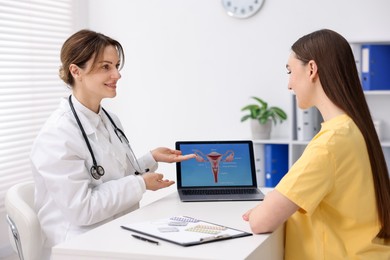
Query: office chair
[[5, 181, 44, 260]]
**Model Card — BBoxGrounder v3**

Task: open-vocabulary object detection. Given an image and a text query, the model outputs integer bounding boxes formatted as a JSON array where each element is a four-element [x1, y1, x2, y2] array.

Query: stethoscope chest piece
[[90, 165, 105, 180]]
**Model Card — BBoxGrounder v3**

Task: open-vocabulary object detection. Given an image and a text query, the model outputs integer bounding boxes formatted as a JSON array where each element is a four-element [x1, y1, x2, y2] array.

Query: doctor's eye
[[102, 64, 110, 70], [286, 70, 291, 75]]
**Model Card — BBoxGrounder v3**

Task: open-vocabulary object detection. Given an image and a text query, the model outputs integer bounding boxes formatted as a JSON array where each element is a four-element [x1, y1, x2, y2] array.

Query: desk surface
[[52, 190, 284, 260]]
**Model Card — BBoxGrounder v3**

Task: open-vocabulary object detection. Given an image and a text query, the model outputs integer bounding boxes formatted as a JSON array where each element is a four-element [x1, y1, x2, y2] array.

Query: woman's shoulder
[[34, 99, 78, 143], [43, 104, 75, 132], [309, 116, 364, 160]]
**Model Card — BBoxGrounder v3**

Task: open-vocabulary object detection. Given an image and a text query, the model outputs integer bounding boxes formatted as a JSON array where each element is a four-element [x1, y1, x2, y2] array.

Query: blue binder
[[361, 44, 390, 90], [264, 144, 288, 187]]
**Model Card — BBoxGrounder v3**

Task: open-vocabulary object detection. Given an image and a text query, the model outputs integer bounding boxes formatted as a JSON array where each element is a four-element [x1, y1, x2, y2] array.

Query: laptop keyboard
[[182, 189, 259, 195]]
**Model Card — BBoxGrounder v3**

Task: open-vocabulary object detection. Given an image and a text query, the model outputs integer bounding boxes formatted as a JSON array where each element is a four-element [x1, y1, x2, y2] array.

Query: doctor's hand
[[142, 172, 175, 191], [151, 147, 196, 163]]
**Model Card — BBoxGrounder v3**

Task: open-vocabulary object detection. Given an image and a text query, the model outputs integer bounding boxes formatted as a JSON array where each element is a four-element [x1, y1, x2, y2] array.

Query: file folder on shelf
[[253, 143, 265, 187], [361, 44, 390, 91], [296, 106, 322, 141], [264, 144, 288, 187]]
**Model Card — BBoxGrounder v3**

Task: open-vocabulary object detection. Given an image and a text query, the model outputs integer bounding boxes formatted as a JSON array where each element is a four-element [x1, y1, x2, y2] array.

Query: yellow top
[[276, 114, 390, 260]]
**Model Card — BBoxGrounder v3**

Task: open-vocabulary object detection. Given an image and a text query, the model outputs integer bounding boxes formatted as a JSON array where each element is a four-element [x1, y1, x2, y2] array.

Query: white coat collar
[[69, 95, 105, 136], [64, 95, 129, 171]]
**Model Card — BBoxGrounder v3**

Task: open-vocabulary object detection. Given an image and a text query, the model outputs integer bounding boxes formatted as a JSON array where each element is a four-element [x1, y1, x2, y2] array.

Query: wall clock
[[221, 0, 265, 19]]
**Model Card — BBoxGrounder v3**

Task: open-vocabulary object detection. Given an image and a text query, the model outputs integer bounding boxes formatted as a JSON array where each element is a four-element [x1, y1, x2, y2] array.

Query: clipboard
[[120, 216, 252, 247]]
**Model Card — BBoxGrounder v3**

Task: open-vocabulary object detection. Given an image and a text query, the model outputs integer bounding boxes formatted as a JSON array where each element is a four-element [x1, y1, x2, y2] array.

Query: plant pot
[[250, 119, 272, 139]]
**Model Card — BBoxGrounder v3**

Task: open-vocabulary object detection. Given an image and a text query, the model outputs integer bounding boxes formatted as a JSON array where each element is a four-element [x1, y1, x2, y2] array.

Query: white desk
[[52, 190, 284, 260]]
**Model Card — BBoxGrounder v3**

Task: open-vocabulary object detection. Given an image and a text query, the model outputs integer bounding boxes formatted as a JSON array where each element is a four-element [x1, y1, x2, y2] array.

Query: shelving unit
[[253, 42, 390, 187]]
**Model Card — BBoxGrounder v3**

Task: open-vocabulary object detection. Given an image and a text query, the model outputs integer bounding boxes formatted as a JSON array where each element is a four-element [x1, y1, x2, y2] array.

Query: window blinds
[[0, 0, 73, 212]]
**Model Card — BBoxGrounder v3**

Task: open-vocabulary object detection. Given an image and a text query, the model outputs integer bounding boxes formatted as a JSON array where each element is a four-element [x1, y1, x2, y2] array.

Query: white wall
[[2, 0, 390, 257], [87, 0, 390, 203]]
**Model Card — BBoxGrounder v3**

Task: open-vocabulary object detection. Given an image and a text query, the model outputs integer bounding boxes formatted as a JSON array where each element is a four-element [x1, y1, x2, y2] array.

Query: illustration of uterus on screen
[[193, 149, 234, 183]]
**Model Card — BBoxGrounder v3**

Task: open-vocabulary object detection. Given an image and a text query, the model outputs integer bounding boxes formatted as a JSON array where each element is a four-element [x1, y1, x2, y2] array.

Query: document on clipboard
[[120, 216, 252, 247]]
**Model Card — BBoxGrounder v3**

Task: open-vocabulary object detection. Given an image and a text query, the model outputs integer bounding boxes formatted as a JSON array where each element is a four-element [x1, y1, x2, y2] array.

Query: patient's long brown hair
[[292, 29, 390, 239]]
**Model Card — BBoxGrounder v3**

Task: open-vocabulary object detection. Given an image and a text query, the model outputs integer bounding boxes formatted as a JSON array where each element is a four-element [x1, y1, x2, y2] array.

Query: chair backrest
[[5, 181, 44, 260]]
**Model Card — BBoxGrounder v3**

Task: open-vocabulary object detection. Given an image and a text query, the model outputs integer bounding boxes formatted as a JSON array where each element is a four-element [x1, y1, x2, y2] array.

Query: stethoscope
[[68, 95, 149, 180]]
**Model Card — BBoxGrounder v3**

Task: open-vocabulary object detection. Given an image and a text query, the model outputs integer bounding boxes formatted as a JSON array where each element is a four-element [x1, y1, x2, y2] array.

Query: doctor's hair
[[291, 29, 390, 239], [59, 29, 125, 86]]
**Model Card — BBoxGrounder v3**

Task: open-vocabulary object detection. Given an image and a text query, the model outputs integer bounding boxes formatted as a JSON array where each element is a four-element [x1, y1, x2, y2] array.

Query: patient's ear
[[308, 60, 318, 80]]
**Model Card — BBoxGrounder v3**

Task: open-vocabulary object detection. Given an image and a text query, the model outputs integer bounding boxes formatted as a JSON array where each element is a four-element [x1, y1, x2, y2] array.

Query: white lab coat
[[30, 96, 158, 257]]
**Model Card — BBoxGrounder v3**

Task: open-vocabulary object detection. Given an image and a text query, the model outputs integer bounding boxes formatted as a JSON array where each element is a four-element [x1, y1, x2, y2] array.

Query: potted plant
[[241, 96, 287, 139]]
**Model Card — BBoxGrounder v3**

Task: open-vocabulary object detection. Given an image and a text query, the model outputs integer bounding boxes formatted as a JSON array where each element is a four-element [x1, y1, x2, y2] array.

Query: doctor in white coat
[[30, 29, 195, 259]]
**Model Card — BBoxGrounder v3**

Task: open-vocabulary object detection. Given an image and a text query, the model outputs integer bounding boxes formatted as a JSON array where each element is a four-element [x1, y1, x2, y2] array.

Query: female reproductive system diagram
[[193, 149, 234, 183]]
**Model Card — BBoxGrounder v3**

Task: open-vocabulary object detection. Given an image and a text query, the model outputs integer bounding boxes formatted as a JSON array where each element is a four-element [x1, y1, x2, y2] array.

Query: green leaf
[[241, 96, 288, 126], [240, 115, 251, 122]]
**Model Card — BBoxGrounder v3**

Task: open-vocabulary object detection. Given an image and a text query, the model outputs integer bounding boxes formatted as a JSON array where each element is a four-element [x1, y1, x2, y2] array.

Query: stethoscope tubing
[[68, 95, 147, 180]]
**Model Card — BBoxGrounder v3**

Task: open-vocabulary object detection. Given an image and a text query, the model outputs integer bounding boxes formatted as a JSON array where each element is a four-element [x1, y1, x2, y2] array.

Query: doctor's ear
[[69, 64, 82, 80]]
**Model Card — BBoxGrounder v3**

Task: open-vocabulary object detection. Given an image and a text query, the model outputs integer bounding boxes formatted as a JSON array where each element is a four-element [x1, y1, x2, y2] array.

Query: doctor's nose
[[112, 69, 121, 80]]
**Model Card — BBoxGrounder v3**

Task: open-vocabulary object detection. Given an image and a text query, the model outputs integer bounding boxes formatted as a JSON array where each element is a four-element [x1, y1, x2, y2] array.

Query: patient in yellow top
[[243, 29, 390, 259]]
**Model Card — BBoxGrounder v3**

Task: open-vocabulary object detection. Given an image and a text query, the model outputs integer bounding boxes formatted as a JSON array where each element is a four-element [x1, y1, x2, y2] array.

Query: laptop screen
[[176, 140, 257, 188]]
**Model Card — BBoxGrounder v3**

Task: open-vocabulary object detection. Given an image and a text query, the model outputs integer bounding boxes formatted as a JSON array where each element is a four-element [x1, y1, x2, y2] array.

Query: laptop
[[175, 140, 265, 202]]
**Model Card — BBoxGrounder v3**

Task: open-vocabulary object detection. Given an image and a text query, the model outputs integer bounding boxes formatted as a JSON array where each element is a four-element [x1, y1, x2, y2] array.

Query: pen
[[131, 234, 159, 245]]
